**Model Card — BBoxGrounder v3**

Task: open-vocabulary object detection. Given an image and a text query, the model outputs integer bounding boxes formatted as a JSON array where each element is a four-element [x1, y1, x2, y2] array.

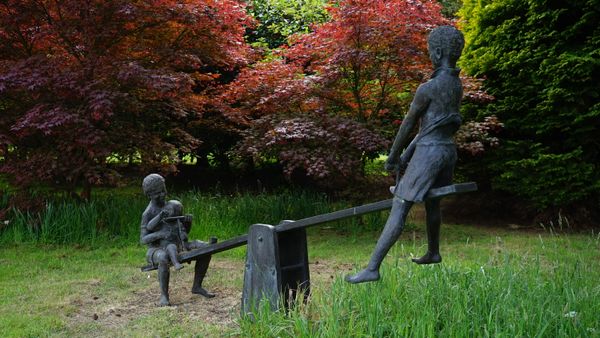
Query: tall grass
[[238, 236, 600, 337], [1, 197, 146, 245], [0, 190, 391, 246]]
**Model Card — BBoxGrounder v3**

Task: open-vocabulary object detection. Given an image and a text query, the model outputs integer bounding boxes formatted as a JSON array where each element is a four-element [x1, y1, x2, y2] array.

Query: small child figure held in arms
[[142, 201, 188, 270]]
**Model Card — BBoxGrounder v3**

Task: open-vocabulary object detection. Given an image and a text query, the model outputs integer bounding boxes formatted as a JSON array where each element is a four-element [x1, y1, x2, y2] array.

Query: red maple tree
[[223, 0, 449, 184], [0, 0, 252, 198]]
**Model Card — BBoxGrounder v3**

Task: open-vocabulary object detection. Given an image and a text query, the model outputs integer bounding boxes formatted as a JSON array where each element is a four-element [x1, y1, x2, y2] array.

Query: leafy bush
[[455, 115, 503, 156], [459, 0, 600, 209], [247, 0, 330, 48], [0, 0, 252, 196], [223, 0, 449, 187], [237, 114, 388, 184]]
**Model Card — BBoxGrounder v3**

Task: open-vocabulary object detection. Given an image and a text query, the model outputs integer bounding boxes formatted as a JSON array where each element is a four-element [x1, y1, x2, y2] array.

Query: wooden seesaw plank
[[176, 182, 477, 263]]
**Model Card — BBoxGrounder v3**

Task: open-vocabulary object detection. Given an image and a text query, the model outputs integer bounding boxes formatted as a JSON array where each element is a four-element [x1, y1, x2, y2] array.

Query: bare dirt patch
[[65, 257, 348, 334], [310, 259, 355, 284], [66, 259, 244, 333]]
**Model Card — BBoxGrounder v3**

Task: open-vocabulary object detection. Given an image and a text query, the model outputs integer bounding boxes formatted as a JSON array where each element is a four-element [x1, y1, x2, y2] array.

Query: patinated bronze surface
[[140, 173, 211, 306], [346, 26, 466, 284]]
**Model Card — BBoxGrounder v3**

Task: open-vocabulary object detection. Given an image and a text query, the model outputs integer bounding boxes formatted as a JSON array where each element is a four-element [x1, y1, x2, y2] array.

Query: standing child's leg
[[345, 198, 413, 283], [412, 198, 442, 264]]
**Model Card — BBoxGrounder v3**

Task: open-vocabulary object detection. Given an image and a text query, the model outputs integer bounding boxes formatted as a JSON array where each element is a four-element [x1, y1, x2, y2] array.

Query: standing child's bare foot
[[345, 268, 380, 284], [411, 252, 442, 264]]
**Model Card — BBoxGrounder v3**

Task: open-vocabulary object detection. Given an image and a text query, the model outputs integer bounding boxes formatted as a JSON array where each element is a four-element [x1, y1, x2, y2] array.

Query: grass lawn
[[1, 220, 599, 337]]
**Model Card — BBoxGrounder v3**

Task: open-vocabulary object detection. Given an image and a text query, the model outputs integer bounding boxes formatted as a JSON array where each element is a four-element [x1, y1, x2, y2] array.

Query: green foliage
[[247, 0, 330, 48], [497, 146, 599, 208], [437, 0, 463, 18], [1, 195, 145, 245], [459, 0, 600, 209]]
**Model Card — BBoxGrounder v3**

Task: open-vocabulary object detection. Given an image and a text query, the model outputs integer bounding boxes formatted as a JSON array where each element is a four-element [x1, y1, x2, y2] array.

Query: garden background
[[0, 0, 598, 336]]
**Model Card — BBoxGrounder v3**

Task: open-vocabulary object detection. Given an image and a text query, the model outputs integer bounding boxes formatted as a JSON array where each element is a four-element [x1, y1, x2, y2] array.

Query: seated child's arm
[[147, 210, 168, 232], [141, 230, 169, 245]]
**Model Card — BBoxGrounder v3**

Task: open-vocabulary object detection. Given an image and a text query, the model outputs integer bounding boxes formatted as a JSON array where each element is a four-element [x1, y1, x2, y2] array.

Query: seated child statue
[[140, 173, 209, 306], [143, 200, 187, 270]]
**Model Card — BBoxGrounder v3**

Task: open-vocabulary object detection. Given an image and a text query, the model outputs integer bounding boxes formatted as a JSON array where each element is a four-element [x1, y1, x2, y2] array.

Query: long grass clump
[[1, 196, 146, 245], [0, 189, 388, 246], [238, 240, 600, 337]]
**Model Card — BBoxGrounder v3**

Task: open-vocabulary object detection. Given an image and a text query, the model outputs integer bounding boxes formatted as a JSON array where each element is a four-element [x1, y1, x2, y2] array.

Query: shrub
[[459, 0, 600, 209]]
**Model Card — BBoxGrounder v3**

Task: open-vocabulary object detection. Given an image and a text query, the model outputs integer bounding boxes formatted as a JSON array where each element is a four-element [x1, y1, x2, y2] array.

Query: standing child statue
[[140, 173, 211, 306], [346, 26, 465, 284]]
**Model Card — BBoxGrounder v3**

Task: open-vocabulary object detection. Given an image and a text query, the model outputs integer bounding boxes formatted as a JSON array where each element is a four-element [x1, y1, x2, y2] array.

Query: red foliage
[[216, 59, 309, 123], [238, 114, 388, 183], [0, 0, 252, 194], [285, 0, 447, 120], [455, 115, 503, 156], [222, 0, 449, 183], [461, 75, 495, 104]]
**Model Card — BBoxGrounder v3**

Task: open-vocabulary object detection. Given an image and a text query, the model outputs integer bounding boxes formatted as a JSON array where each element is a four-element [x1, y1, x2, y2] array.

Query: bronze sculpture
[[140, 173, 210, 306], [346, 26, 465, 284]]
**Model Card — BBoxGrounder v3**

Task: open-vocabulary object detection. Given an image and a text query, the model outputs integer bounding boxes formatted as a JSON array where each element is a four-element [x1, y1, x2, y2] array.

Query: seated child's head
[[143, 174, 166, 200]]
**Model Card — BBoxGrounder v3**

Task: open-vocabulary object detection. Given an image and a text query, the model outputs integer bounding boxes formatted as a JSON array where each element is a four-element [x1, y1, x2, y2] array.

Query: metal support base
[[241, 223, 310, 314]]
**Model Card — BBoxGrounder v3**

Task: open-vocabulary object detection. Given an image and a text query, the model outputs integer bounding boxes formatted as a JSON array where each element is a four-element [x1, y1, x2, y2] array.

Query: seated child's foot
[[158, 295, 171, 307], [174, 263, 184, 271], [192, 287, 215, 298], [411, 252, 442, 265], [345, 268, 380, 284]]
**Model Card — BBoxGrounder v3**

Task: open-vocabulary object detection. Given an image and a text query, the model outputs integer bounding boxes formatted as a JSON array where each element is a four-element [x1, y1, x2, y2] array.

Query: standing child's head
[[143, 174, 167, 204], [427, 26, 464, 68]]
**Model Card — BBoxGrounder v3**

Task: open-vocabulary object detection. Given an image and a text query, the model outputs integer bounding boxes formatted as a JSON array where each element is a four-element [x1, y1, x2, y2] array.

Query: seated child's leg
[[166, 243, 184, 270]]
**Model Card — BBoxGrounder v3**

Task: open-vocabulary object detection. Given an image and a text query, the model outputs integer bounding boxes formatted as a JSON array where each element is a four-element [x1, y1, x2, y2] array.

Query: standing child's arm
[[385, 84, 431, 171]]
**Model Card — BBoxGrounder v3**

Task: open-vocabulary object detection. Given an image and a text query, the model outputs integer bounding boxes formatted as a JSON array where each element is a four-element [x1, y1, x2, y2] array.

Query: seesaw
[[143, 182, 477, 313]]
